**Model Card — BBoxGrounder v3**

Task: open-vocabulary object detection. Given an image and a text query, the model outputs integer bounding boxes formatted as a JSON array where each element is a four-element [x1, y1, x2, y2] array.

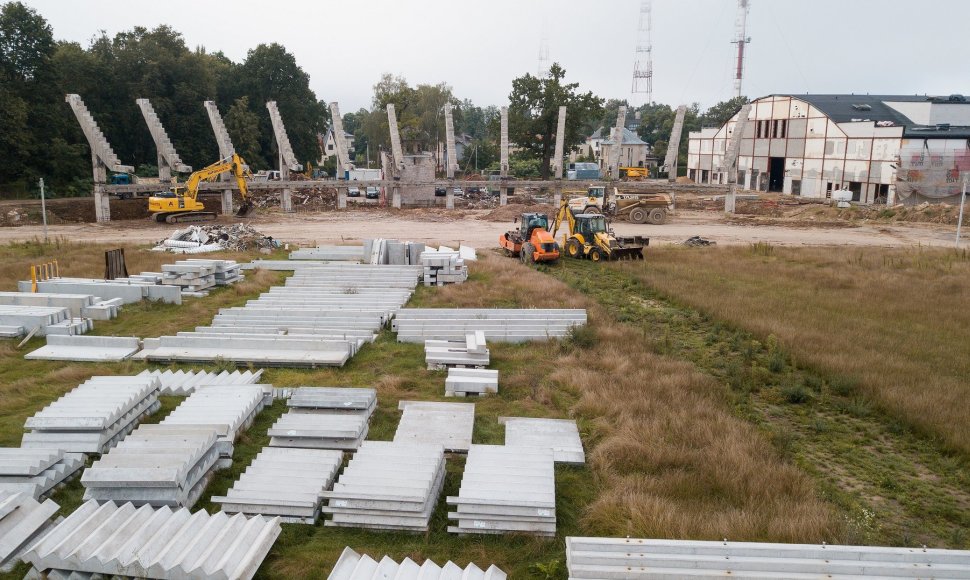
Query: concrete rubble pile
[[153, 223, 279, 254], [499, 417, 585, 465], [447, 445, 556, 537], [136, 368, 264, 396], [159, 385, 269, 461], [21, 375, 161, 454], [0, 305, 91, 338], [25, 335, 142, 362], [425, 330, 489, 369], [0, 491, 60, 572], [327, 546, 507, 580], [446, 368, 499, 397], [564, 537, 970, 578], [393, 401, 475, 453], [421, 248, 468, 286], [22, 500, 281, 580], [289, 245, 363, 261], [394, 308, 588, 343], [322, 441, 446, 533], [81, 424, 223, 508], [0, 449, 84, 500], [213, 447, 343, 524], [286, 387, 377, 417], [0, 291, 120, 322], [268, 411, 370, 450]]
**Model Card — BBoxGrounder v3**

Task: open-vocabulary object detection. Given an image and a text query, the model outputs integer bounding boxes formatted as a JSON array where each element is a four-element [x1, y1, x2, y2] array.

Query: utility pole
[[957, 178, 968, 248], [38, 178, 48, 244]]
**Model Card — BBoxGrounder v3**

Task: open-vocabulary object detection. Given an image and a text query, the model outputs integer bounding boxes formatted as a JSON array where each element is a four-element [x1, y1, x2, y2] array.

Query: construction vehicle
[[619, 166, 650, 180], [552, 199, 646, 261], [499, 213, 560, 265], [566, 185, 672, 224], [148, 154, 252, 223]]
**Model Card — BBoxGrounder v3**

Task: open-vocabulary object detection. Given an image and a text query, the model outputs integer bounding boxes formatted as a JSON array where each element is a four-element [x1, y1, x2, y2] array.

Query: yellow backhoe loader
[[551, 199, 646, 261], [148, 154, 253, 223]]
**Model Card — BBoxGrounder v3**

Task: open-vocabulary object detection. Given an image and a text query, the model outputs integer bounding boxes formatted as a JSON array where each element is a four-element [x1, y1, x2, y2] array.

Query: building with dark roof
[[687, 94, 970, 204]]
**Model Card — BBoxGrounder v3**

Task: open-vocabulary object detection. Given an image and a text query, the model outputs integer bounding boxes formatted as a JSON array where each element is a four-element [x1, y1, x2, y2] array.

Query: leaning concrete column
[[500, 106, 509, 206], [267, 101, 302, 213], [553, 106, 567, 207], [337, 189, 347, 209], [721, 104, 751, 215], [446, 189, 455, 210], [204, 100, 236, 215]]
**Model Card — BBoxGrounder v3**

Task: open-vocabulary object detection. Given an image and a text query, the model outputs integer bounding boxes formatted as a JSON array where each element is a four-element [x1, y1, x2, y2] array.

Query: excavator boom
[[148, 153, 252, 223]]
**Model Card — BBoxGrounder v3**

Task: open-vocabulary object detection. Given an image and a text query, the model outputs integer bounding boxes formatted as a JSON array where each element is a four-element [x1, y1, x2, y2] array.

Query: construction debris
[[0, 491, 60, 572], [446, 368, 499, 397], [394, 401, 475, 453], [0, 449, 84, 500], [499, 417, 585, 464], [394, 308, 588, 343], [327, 546, 507, 580], [683, 235, 716, 246], [153, 223, 279, 253]]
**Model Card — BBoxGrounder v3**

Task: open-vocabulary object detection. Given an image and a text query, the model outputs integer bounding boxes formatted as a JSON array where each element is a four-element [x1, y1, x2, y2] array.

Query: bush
[[783, 382, 813, 404]]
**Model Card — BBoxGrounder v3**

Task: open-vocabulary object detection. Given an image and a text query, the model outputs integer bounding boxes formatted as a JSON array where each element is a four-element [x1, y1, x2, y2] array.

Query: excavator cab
[[574, 214, 607, 238]]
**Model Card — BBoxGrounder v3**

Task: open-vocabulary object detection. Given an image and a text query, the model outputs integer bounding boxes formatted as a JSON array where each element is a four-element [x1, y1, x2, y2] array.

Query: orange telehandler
[[499, 212, 560, 265]]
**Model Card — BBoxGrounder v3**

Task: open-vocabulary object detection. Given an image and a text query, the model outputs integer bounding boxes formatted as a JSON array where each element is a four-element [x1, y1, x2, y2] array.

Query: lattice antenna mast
[[731, 0, 751, 99], [631, 0, 654, 105], [537, 23, 551, 78]]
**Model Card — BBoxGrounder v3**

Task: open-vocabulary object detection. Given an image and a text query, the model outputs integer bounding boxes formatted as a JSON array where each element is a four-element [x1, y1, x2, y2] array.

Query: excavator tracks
[[153, 212, 217, 224]]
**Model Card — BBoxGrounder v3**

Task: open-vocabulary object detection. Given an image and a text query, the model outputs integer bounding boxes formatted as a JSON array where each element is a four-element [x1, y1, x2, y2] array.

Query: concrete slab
[[499, 417, 585, 464], [394, 401, 475, 452], [25, 335, 140, 362]]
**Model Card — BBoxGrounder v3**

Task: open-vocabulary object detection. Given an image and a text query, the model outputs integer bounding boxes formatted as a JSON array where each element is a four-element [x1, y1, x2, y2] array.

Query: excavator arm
[[181, 153, 251, 202], [551, 199, 576, 239]]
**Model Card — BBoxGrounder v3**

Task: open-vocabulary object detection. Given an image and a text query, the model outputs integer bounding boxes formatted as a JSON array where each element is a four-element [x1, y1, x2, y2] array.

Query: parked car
[[453, 187, 464, 197], [365, 186, 379, 199], [434, 187, 447, 197], [467, 186, 481, 194], [347, 187, 361, 197]]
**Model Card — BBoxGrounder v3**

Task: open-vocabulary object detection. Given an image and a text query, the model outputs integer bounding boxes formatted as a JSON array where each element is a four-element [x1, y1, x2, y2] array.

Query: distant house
[[319, 128, 355, 164], [599, 127, 654, 173]]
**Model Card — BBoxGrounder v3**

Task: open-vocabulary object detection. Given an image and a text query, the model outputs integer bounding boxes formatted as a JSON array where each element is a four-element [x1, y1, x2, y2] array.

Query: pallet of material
[[393, 401, 475, 453], [0, 449, 85, 500], [564, 536, 970, 579], [268, 411, 369, 450], [322, 441, 445, 533], [21, 376, 161, 454], [24, 335, 141, 362], [136, 368, 265, 396], [0, 491, 60, 573], [287, 387, 377, 417], [327, 546, 507, 580], [22, 500, 281, 580], [213, 447, 343, 524], [81, 424, 223, 508], [160, 386, 268, 461], [499, 417, 585, 464], [446, 368, 499, 397], [447, 445, 556, 537]]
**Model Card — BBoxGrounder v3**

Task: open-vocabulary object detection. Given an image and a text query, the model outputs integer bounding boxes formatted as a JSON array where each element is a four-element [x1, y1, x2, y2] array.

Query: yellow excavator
[[148, 154, 253, 223], [551, 199, 646, 261]]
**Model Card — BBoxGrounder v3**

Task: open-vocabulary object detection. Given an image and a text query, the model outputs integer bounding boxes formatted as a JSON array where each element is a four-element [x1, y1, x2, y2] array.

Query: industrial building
[[687, 94, 970, 204]]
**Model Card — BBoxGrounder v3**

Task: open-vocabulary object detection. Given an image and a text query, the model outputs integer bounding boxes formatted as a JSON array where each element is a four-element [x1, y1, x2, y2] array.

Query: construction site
[[0, 0, 968, 579]]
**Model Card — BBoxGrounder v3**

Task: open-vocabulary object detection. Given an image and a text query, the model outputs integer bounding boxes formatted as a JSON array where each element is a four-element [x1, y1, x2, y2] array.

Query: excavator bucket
[[235, 201, 253, 217]]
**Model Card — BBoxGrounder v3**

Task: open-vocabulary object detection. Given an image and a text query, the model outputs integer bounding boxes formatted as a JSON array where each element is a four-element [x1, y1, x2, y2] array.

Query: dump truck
[[565, 185, 672, 224], [499, 212, 560, 265]]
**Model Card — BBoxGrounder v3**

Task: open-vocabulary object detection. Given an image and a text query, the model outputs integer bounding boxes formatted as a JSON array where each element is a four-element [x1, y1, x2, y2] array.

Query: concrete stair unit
[[393, 401, 475, 453], [159, 385, 269, 461], [136, 368, 264, 396], [286, 387, 377, 417], [327, 547, 508, 580], [0, 491, 60, 572], [268, 411, 369, 450], [212, 447, 343, 524], [0, 449, 84, 500], [22, 500, 280, 579]]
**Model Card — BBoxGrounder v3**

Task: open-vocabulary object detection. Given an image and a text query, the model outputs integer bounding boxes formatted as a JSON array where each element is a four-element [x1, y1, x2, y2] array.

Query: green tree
[[507, 63, 602, 178], [224, 96, 263, 166], [636, 101, 700, 173], [700, 96, 749, 129]]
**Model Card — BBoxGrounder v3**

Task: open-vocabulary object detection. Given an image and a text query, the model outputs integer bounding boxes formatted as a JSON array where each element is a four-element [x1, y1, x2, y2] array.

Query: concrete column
[[337, 189, 347, 209], [392, 187, 401, 209], [158, 153, 171, 184], [725, 183, 737, 214], [500, 189, 508, 206], [280, 151, 293, 213], [500, 107, 509, 178], [554, 185, 562, 207], [446, 190, 454, 210], [92, 153, 110, 223], [221, 189, 233, 215]]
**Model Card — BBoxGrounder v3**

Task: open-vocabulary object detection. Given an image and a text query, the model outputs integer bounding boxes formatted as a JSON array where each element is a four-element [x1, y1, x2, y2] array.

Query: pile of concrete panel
[[0, 449, 84, 499], [0, 491, 59, 572], [290, 246, 363, 261], [447, 445, 556, 536], [22, 375, 161, 453], [500, 417, 585, 464], [446, 368, 499, 397], [19, 277, 182, 305], [364, 238, 425, 266], [395, 308, 588, 343], [425, 330, 489, 369], [268, 411, 369, 450], [23, 500, 281, 580], [287, 387, 377, 417], [0, 305, 91, 337], [139, 334, 357, 367], [160, 386, 268, 460], [186, 259, 243, 285], [25, 335, 142, 362], [328, 547, 507, 580], [394, 401, 475, 453], [213, 447, 343, 523], [81, 424, 222, 508], [0, 291, 120, 321], [136, 368, 265, 396], [564, 536, 970, 578], [322, 441, 445, 532], [159, 259, 242, 294], [421, 249, 467, 286]]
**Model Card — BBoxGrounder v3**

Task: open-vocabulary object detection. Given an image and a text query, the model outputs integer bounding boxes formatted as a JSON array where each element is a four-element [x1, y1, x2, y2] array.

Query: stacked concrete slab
[[268, 411, 369, 450], [446, 369, 499, 397], [20, 277, 182, 305], [447, 445, 556, 536], [564, 536, 970, 578], [25, 335, 142, 361], [213, 447, 343, 523], [363, 239, 425, 266], [0, 449, 84, 500], [0, 491, 60, 572], [136, 368, 264, 396], [500, 417, 585, 465], [425, 330, 489, 369], [22, 375, 161, 454], [0, 292, 120, 321], [328, 547, 507, 580], [139, 334, 356, 367], [22, 500, 281, 579], [81, 424, 222, 508], [287, 387, 377, 417], [161, 262, 216, 292], [290, 246, 363, 261], [322, 441, 445, 532], [160, 385, 268, 460], [394, 401, 475, 453], [0, 305, 91, 337], [395, 308, 588, 343], [421, 249, 467, 286]]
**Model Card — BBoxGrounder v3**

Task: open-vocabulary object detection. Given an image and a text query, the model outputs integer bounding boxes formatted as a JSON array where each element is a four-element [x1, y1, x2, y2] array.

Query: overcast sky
[[21, 0, 969, 112]]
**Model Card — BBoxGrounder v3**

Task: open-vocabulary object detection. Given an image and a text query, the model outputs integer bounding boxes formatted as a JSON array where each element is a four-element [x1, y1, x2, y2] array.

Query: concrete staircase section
[[287, 387, 377, 417], [160, 385, 268, 459], [447, 445, 556, 537], [213, 447, 343, 523], [662, 104, 688, 175], [204, 100, 235, 158], [329, 102, 352, 173], [22, 376, 161, 454], [0, 491, 60, 572], [136, 368, 264, 396], [327, 547, 507, 580], [322, 441, 445, 532], [22, 500, 280, 579], [268, 411, 369, 450], [25, 335, 142, 362], [564, 536, 970, 578], [444, 103, 458, 178], [499, 417, 585, 465], [64, 94, 133, 174], [446, 368, 498, 397], [135, 98, 191, 174], [393, 401, 475, 453], [0, 449, 84, 500], [266, 101, 301, 171], [394, 308, 588, 343]]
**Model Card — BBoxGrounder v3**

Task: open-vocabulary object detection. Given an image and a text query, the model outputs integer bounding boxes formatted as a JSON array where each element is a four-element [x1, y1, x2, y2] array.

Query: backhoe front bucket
[[235, 201, 253, 217], [610, 246, 644, 260]]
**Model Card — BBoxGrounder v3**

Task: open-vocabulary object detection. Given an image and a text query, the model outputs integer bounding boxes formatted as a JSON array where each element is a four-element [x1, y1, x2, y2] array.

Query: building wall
[[896, 137, 970, 204]]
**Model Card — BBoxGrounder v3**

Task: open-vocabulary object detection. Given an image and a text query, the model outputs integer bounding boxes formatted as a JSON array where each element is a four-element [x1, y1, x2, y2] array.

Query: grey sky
[[21, 0, 969, 112]]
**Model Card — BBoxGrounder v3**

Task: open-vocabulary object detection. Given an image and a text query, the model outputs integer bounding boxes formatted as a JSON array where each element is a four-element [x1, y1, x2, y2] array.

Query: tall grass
[[618, 246, 970, 455]]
